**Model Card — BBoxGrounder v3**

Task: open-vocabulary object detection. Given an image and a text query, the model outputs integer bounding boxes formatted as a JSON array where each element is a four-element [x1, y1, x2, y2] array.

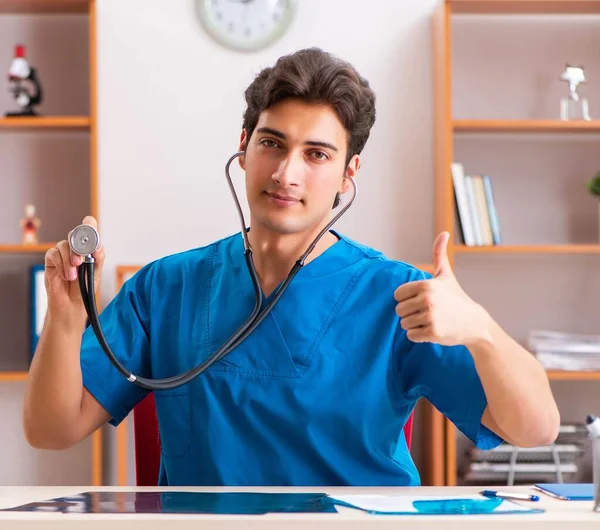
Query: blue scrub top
[[80, 230, 502, 486]]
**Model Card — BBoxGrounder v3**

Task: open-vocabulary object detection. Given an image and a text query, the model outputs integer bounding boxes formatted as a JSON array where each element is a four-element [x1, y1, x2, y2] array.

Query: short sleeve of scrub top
[[79, 262, 155, 427]]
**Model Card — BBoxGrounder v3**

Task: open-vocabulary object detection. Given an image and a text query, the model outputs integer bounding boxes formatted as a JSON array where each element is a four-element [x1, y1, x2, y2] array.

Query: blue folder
[[30, 264, 47, 360], [533, 483, 593, 500]]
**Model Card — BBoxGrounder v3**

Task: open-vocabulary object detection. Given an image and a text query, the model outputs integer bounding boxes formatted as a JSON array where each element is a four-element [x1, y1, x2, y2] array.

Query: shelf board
[[412, 263, 435, 275], [0, 243, 55, 254], [0, 116, 90, 130], [453, 120, 600, 133], [449, 0, 600, 14], [455, 244, 600, 254], [0, 371, 28, 382], [0, 0, 89, 14], [547, 370, 600, 381]]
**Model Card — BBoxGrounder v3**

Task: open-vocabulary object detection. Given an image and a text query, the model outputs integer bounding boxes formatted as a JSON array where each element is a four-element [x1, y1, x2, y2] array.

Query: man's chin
[[256, 214, 306, 235]]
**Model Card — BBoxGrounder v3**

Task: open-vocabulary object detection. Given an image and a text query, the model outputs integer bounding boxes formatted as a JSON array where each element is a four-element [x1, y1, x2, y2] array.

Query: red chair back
[[132, 393, 414, 486], [132, 393, 161, 487]]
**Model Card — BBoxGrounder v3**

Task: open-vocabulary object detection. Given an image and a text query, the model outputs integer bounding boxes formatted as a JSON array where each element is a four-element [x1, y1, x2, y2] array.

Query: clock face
[[196, 0, 297, 52]]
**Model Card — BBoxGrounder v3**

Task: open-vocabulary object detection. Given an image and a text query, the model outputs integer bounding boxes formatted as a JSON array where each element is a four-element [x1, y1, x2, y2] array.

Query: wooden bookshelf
[[0, 0, 89, 14], [454, 120, 600, 133], [0, 371, 28, 382], [0, 0, 101, 487], [0, 244, 55, 254], [547, 371, 600, 381], [450, 0, 600, 14], [413, 263, 435, 275], [0, 117, 90, 130], [455, 244, 600, 254], [432, 0, 600, 488]]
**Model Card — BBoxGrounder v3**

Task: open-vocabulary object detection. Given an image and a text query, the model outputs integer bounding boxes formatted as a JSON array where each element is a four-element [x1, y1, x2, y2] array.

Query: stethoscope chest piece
[[70, 224, 100, 258]]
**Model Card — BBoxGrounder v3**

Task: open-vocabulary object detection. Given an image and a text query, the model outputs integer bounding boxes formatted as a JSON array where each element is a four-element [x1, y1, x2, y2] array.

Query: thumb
[[432, 231, 452, 277]]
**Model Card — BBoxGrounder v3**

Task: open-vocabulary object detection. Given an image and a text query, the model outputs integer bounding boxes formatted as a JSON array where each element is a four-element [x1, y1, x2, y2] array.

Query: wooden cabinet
[[431, 0, 600, 486], [0, 0, 100, 485]]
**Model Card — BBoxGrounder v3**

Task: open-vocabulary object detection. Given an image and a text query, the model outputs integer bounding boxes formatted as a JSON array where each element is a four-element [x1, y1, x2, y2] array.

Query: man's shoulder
[[337, 232, 433, 283], [130, 232, 240, 285]]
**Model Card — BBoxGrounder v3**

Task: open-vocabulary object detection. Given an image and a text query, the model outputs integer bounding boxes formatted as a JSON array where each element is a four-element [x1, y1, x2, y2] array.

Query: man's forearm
[[467, 311, 560, 448], [23, 309, 88, 448]]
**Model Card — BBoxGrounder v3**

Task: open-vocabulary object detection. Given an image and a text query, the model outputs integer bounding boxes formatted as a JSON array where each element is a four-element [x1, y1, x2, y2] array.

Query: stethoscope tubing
[[73, 151, 357, 391]]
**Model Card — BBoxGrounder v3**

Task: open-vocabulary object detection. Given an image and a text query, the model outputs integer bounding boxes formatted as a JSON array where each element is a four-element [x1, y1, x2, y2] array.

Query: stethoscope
[[69, 151, 357, 391]]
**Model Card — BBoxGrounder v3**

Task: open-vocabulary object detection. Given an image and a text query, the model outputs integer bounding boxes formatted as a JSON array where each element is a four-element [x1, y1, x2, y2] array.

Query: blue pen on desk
[[480, 490, 540, 502]]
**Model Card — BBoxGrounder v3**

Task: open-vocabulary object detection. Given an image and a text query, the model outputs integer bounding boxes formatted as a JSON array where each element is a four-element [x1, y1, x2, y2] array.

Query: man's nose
[[272, 153, 302, 188]]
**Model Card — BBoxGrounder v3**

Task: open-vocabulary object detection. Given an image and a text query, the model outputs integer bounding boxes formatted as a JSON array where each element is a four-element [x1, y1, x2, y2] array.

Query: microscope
[[5, 44, 43, 117]]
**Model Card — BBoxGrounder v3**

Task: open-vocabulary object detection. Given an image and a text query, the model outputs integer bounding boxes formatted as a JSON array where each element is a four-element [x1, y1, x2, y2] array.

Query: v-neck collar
[[227, 228, 362, 286]]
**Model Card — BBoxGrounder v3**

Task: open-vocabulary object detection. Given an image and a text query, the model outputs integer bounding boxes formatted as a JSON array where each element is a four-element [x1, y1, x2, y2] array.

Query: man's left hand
[[394, 231, 491, 347]]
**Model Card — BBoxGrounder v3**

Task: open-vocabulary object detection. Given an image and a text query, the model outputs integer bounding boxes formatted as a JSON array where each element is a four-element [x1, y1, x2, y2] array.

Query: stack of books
[[528, 330, 600, 371], [460, 423, 588, 486], [451, 162, 502, 247]]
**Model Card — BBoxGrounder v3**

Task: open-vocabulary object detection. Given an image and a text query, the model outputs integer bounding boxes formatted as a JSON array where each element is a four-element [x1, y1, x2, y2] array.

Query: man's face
[[239, 98, 358, 236]]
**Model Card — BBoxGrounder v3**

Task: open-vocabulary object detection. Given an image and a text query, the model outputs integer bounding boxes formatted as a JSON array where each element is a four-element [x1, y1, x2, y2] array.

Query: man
[[23, 47, 560, 486]]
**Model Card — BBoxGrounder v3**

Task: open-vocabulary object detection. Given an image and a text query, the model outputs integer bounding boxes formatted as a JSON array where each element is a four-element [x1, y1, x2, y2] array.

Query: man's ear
[[238, 129, 248, 169], [341, 154, 360, 194]]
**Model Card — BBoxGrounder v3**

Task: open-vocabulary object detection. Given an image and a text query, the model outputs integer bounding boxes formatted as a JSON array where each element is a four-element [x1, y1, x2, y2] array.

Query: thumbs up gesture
[[394, 231, 491, 347]]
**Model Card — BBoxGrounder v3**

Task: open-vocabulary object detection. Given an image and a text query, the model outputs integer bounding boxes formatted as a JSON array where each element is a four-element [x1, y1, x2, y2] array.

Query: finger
[[45, 248, 66, 279], [395, 293, 427, 318], [400, 310, 431, 331], [92, 245, 105, 280], [66, 228, 83, 267], [82, 215, 98, 229], [57, 240, 78, 281], [406, 326, 434, 343], [432, 231, 452, 278], [394, 280, 429, 303]]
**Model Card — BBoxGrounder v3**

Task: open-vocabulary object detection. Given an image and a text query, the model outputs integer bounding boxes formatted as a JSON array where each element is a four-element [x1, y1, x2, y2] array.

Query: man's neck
[[247, 221, 338, 297]]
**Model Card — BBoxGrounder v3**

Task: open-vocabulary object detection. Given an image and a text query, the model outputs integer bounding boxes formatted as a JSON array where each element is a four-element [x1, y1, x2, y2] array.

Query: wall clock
[[196, 0, 297, 52]]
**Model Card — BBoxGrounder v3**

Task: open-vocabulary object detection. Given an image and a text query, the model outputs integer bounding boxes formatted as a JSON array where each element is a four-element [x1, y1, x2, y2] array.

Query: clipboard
[[533, 483, 593, 501], [328, 494, 544, 515]]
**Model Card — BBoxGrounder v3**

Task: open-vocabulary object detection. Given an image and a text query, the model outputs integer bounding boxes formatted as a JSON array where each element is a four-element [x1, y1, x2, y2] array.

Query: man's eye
[[311, 151, 328, 160], [260, 139, 279, 148]]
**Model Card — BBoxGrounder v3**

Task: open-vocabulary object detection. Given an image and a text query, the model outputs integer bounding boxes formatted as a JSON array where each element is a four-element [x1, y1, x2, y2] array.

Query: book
[[463, 175, 483, 245], [451, 162, 476, 246], [471, 175, 494, 245], [533, 483, 594, 501], [482, 175, 502, 245]]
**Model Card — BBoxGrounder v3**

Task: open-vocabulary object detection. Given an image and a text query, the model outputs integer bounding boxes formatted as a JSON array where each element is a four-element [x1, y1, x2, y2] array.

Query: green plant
[[587, 171, 600, 198]]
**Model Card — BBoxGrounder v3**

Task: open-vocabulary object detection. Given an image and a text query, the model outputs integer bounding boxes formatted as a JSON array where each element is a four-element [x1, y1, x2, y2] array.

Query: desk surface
[[0, 485, 597, 529]]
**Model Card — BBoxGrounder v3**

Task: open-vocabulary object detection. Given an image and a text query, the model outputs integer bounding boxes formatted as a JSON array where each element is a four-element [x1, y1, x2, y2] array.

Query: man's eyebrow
[[256, 127, 339, 152]]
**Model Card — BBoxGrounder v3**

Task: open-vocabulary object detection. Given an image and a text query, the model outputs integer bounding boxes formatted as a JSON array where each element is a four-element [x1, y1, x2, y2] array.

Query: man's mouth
[[265, 192, 301, 205]]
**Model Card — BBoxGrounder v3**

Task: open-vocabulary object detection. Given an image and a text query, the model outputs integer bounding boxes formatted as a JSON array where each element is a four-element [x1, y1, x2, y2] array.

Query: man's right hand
[[44, 215, 105, 316], [25, 215, 112, 451]]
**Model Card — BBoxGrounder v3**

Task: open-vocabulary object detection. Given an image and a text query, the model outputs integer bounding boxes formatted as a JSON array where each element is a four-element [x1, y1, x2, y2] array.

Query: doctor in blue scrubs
[[24, 47, 560, 487]]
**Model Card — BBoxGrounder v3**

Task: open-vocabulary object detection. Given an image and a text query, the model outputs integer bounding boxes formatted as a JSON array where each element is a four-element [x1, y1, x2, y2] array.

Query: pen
[[480, 490, 540, 502]]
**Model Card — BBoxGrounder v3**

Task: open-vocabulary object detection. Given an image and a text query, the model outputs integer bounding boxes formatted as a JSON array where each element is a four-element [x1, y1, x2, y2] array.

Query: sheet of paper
[[328, 494, 541, 514]]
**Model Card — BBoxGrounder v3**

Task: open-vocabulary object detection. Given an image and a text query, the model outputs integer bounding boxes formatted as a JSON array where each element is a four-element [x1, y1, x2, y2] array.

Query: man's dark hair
[[242, 47, 376, 208]]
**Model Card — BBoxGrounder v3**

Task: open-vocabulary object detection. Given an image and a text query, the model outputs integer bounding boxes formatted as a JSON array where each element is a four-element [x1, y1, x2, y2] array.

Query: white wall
[[96, 0, 439, 294], [96, 0, 440, 484]]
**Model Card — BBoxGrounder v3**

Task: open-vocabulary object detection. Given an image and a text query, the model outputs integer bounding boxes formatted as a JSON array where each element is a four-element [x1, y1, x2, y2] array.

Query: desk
[[0, 485, 597, 529]]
